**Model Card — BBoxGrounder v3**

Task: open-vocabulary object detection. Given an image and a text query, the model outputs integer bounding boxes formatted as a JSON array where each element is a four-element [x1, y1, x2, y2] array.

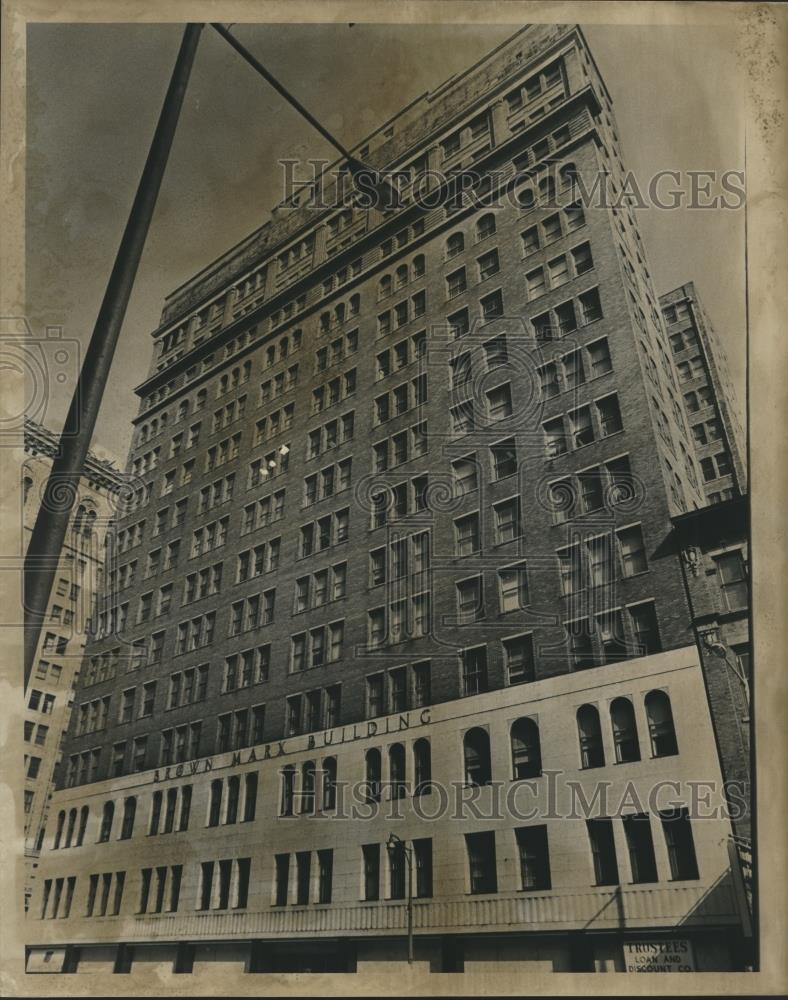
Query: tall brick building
[[26, 24, 751, 975]]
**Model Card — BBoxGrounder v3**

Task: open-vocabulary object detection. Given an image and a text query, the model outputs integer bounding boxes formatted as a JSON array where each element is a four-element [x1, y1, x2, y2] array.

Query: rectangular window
[[363, 844, 380, 901], [414, 839, 433, 898], [274, 854, 289, 906], [503, 633, 535, 685], [587, 818, 619, 885], [515, 826, 551, 890], [623, 814, 658, 883], [466, 831, 497, 894], [713, 550, 748, 611], [461, 646, 488, 696], [660, 808, 699, 880]]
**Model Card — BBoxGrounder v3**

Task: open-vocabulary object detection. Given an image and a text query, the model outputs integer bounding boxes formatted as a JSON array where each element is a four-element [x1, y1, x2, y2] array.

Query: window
[[456, 576, 483, 623], [119, 797, 136, 840], [515, 826, 551, 890], [317, 849, 333, 904], [577, 704, 605, 768], [454, 513, 480, 556], [478, 249, 499, 281], [713, 550, 748, 611], [587, 818, 619, 885], [610, 697, 640, 763], [618, 525, 647, 577], [623, 814, 658, 883], [571, 242, 593, 274], [493, 497, 521, 544], [645, 690, 678, 757], [446, 268, 467, 299], [466, 831, 497, 894], [568, 619, 594, 669], [461, 646, 488, 696], [463, 727, 491, 785], [363, 844, 380, 901], [446, 231, 464, 259], [511, 718, 541, 779], [588, 338, 612, 377], [660, 808, 699, 880], [543, 417, 567, 456], [597, 394, 623, 436], [274, 854, 289, 906], [630, 602, 661, 655], [365, 748, 382, 803], [389, 743, 406, 799], [486, 383, 512, 422], [491, 438, 517, 480], [480, 290, 503, 320], [526, 267, 546, 298], [579, 287, 602, 323]]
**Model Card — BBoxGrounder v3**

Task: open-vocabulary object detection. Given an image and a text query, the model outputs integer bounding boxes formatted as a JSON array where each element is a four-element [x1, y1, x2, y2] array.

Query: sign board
[[623, 939, 696, 972]]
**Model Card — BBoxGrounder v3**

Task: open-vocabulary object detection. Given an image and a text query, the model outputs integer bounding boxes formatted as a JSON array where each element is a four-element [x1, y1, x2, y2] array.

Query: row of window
[[41, 802, 700, 923]]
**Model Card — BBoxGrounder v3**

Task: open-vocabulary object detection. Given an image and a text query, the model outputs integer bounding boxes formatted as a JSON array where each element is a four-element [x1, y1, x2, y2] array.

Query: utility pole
[[23, 23, 204, 687]]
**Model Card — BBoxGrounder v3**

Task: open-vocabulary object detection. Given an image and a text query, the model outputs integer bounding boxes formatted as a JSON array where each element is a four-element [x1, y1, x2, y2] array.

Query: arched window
[[577, 705, 605, 769], [72, 505, 86, 536], [610, 697, 641, 763], [349, 293, 361, 316], [64, 808, 77, 848], [389, 743, 406, 799], [279, 336, 289, 359], [243, 773, 258, 822], [365, 748, 381, 803], [83, 509, 97, 538], [300, 761, 316, 814], [23, 476, 33, 505], [177, 400, 189, 422], [225, 776, 240, 824], [53, 810, 65, 849], [476, 213, 496, 241], [76, 805, 89, 846], [463, 727, 492, 786], [98, 801, 114, 843], [511, 718, 542, 779], [413, 254, 426, 278], [149, 790, 163, 835], [446, 232, 464, 259], [334, 303, 346, 326], [322, 757, 337, 811], [164, 787, 178, 832], [119, 796, 137, 840], [413, 738, 432, 794], [517, 187, 535, 209], [280, 765, 296, 816], [208, 779, 223, 827], [395, 264, 409, 289], [179, 786, 193, 831], [645, 690, 678, 757], [559, 162, 578, 190]]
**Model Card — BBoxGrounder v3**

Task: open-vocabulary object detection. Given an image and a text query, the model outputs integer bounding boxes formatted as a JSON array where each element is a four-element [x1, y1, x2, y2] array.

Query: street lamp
[[386, 832, 414, 964]]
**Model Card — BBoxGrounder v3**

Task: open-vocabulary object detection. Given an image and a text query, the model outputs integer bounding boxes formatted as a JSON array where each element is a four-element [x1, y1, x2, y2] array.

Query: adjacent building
[[660, 282, 746, 504], [25, 23, 751, 976], [22, 418, 123, 910]]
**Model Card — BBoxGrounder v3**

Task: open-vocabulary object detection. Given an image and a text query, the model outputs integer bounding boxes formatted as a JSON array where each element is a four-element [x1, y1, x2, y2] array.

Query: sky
[[25, 21, 746, 466]]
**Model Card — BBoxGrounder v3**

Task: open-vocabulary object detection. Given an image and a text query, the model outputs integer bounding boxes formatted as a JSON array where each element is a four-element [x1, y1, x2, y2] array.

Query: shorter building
[[23, 419, 124, 909], [27, 644, 746, 976], [672, 496, 750, 836], [660, 282, 746, 504]]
